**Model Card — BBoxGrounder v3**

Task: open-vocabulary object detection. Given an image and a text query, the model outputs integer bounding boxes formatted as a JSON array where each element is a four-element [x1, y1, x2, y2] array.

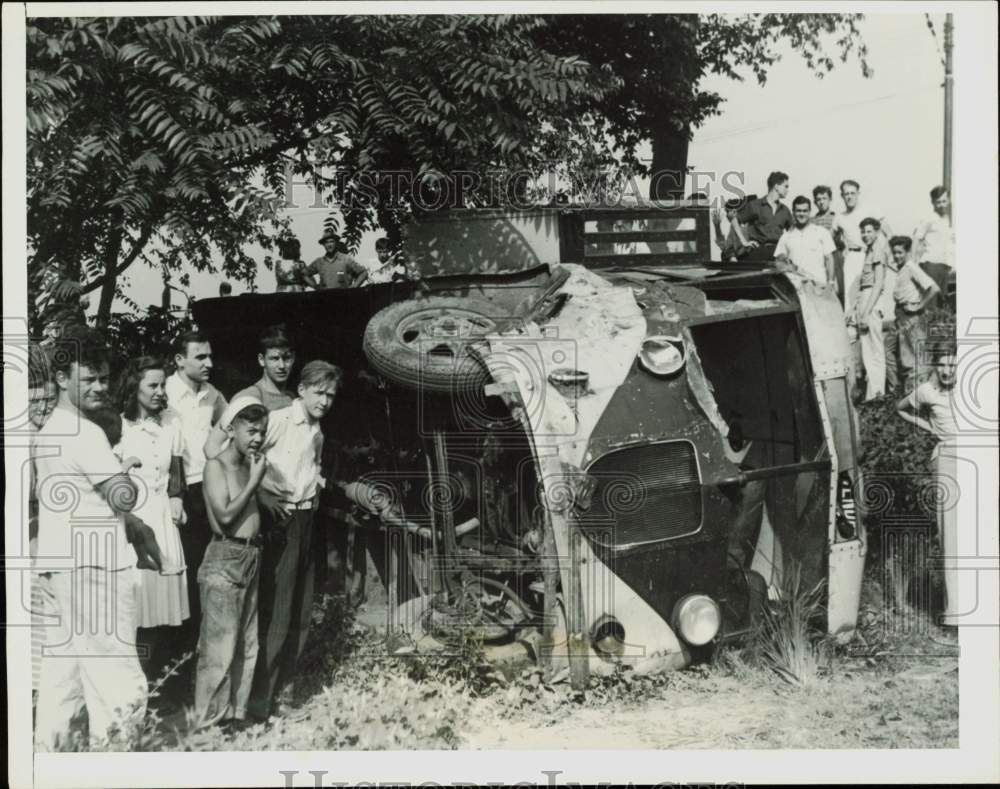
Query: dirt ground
[[352, 552, 959, 751], [461, 656, 959, 750]]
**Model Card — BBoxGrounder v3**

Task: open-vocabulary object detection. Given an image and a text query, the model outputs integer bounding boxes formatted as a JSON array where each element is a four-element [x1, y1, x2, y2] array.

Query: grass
[[744, 566, 831, 687], [69, 555, 957, 752]]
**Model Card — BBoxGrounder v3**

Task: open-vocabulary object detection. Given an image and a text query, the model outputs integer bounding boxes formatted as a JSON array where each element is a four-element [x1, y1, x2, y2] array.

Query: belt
[[847, 246, 864, 252], [263, 494, 316, 510], [213, 533, 264, 548]]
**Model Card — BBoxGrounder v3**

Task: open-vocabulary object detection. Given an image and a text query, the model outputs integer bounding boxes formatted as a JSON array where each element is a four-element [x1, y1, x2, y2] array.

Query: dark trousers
[[740, 242, 778, 263], [920, 262, 953, 309], [247, 507, 316, 719]]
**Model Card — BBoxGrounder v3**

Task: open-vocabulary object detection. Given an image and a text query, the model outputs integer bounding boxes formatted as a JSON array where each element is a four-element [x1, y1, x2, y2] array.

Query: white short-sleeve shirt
[[775, 224, 836, 283], [914, 381, 959, 439], [913, 214, 955, 269], [839, 205, 884, 250], [33, 405, 134, 571]]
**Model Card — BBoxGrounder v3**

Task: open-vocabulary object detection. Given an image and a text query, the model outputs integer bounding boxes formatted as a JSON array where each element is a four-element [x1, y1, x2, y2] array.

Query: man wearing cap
[[308, 231, 368, 289]]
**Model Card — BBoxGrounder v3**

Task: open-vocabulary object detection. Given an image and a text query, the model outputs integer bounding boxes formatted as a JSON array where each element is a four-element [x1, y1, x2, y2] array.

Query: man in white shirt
[[165, 330, 227, 674], [912, 185, 954, 309], [888, 235, 940, 393], [364, 237, 409, 284], [774, 195, 836, 287], [247, 360, 341, 719], [33, 329, 146, 750], [838, 179, 892, 318]]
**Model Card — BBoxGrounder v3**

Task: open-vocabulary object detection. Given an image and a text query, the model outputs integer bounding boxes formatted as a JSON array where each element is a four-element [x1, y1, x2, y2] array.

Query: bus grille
[[582, 441, 703, 549]]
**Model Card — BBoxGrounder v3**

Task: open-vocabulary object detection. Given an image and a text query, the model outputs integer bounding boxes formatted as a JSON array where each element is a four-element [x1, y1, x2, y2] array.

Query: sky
[[110, 12, 951, 315]]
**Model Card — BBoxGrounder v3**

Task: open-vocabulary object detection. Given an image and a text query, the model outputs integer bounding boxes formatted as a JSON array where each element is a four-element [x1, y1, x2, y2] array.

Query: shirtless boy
[[194, 396, 269, 728]]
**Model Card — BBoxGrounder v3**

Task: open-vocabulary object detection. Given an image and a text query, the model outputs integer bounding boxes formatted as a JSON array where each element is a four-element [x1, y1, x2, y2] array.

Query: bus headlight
[[672, 594, 721, 646], [638, 335, 686, 377]]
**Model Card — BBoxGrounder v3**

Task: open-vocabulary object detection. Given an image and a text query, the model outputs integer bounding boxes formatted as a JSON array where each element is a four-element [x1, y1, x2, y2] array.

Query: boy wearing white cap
[[194, 396, 269, 728]]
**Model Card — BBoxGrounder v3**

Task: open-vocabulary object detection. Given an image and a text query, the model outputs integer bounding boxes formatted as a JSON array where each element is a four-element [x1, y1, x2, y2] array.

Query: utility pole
[[943, 13, 954, 194]]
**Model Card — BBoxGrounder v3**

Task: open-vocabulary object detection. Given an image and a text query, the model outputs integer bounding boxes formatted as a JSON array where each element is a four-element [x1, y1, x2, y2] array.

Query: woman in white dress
[[115, 356, 190, 677]]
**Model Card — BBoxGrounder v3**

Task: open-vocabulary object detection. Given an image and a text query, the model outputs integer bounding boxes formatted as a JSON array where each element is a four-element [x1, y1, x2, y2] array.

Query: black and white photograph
[[3, 2, 998, 787]]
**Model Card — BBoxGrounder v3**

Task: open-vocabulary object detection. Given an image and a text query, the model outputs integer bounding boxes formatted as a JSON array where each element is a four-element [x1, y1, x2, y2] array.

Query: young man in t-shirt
[[204, 325, 296, 460], [886, 236, 940, 393], [896, 347, 959, 630], [774, 195, 836, 286], [912, 185, 954, 309], [854, 218, 890, 402]]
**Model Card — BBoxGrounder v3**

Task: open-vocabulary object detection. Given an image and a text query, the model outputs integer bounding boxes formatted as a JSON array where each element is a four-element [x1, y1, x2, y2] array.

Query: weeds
[[89, 651, 194, 752], [745, 566, 830, 687]]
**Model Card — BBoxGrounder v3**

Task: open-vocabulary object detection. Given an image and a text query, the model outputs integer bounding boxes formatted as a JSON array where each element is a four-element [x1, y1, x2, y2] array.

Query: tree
[[26, 15, 616, 332], [27, 14, 871, 334], [536, 13, 871, 198]]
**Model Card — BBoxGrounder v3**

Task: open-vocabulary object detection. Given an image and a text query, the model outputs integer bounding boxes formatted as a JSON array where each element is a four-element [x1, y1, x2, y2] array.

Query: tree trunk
[[96, 224, 124, 329], [648, 121, 690, 201]]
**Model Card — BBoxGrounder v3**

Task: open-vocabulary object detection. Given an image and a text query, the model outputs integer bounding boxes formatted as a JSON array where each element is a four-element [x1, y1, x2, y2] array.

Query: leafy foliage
[[859, 307, 956, 523], [26, 15, 616, 331], [534, 14, 870, 192], [27, 13, 871, 333]]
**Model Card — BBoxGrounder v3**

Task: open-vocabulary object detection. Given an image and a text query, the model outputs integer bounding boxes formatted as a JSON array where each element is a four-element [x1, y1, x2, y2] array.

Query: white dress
[[116, 412, 190, 628]]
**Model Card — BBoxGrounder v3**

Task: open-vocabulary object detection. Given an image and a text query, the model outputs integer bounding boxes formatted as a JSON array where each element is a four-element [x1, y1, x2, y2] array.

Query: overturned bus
[[193, 203, 866, 689]]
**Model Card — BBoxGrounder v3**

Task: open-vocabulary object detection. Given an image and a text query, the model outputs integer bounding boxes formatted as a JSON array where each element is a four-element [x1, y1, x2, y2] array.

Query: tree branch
[[80, 222, 156, 295]]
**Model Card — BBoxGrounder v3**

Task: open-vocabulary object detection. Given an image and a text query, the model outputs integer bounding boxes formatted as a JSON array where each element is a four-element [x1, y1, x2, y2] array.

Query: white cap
[[219, 395, 265, 429]]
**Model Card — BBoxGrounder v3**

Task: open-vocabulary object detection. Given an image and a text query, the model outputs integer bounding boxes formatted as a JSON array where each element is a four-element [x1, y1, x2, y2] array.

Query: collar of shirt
[[290, 396, 309, 425], [125, 415, 162, 435], [755, 196, 783, 215], [166, 372, 212, 403]]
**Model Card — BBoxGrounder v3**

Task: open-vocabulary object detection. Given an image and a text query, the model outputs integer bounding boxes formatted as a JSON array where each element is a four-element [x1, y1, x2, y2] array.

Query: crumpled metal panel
[[483, 264, 648, 467], [786, 274, 852, 380], [482, 264, 685, 666], [680, 325, 731, 442]]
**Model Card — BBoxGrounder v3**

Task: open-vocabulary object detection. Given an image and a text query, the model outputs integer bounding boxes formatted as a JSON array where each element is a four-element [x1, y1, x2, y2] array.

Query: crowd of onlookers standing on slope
[[712, 175, 954, 402]]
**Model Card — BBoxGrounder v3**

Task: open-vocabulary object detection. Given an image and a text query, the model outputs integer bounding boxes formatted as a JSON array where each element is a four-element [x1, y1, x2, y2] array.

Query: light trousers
[[194, 538, 260, 726], [34, 568, 146, 751], [858, 301, 885, 401], [934, 443, 961, 626], [843, 250, 866, 317]]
